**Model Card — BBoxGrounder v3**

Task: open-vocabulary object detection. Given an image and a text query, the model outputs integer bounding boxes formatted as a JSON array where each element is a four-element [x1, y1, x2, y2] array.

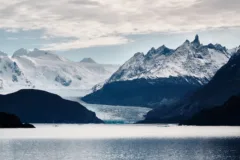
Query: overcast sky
[[0, 0, 240, 64]]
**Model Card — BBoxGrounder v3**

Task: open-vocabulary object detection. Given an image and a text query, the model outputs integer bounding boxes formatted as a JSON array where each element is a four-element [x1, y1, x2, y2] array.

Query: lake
[[0, 125, 240, 160]]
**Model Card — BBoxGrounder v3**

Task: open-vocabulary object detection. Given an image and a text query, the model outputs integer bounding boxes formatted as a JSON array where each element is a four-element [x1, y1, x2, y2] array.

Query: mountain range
[[0, 34, 239, 125], [82, 35, 235, 107], [0, 49, 119, 95], [140, 48, 240, 123]]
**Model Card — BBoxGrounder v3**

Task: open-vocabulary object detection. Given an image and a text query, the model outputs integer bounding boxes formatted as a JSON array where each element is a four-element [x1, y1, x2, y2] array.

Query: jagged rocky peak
[[110, 34, 231, 82], [156, 45, 167, 51], [12, 48, 29, 58], [182, 39, 191, 46], [146, 45, 174, 57], [191, 34, 201, 48], [80, 58, 96, 63], [207, 43, 227, 52], [156, 45, 174, 55], [179, 35, 200, 49], [146, 47, 156, 55]]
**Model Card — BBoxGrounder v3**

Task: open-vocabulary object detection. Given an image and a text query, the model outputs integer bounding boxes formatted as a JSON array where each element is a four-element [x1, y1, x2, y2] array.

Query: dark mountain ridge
[[0, 112, 35, 128], [83, 76, 203, 107], [0, 89, 103, 123], [180, 96, 240, 126]]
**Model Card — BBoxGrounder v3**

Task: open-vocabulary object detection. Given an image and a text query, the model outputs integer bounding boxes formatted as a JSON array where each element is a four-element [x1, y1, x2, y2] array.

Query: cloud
[[0, 0, 239, 50], [5, 28, 19, 33], [42, 36, 132, 50], [68, 0, 101, 6], [7, 37, 18, 40]]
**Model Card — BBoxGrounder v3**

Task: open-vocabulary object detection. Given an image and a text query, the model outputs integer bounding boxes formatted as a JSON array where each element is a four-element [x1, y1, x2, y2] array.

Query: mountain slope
[[82, 35, 232, 107], [0, 54, 31, 89], [142, 49, 240, 123], [180, 96, 240, 126], [0, 89, 103, 123], [0, 49, 119, 95]]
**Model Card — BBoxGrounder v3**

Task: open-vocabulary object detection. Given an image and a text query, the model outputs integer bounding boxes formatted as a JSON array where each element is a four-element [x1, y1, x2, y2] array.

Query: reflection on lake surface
[[0, 125, 240, 160], [1, 138, 240, 160]]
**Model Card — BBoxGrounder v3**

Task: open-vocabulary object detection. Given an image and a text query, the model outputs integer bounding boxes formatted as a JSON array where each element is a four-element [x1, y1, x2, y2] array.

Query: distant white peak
[[80, 58, 96, 63], [12, 48, 67, 62], [0, 51, 7, 56], [31, 49, 68, 61], [28, 48, 51, 57], [12, 48, 29, 58]]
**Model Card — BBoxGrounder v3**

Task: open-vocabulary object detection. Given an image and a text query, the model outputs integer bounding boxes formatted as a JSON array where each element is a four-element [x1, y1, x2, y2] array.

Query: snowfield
[[0, 48, 119, 96]]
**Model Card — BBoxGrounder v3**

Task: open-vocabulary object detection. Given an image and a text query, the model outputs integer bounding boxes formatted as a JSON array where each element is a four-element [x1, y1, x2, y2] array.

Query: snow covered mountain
[[0, 54, 30, 90], [109, 35, 231, 83], [0, 49, 119, 96], [141, 48, 240, 123], [82, 35, 234, 107]]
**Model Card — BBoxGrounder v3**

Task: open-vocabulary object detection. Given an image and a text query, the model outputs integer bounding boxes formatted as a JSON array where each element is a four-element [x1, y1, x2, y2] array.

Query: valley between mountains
[[0, 35, 240, 126]]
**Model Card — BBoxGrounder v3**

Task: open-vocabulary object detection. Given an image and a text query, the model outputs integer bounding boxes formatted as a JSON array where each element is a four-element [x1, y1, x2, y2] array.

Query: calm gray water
[[1, 125, 240, 160], [1, 138, 240, 160]]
